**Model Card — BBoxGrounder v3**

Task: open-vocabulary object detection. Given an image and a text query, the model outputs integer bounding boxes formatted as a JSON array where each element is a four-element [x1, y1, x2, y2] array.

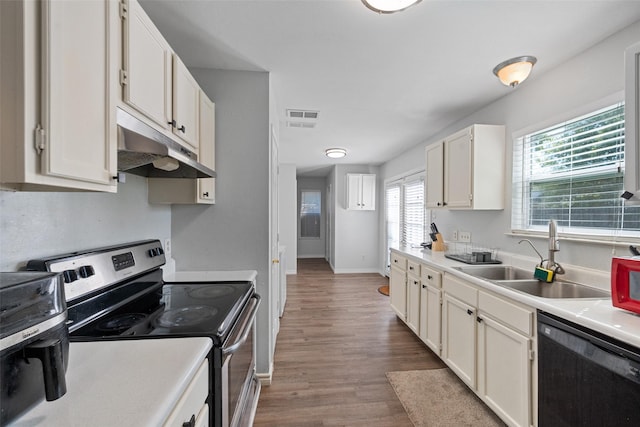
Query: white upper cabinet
[[426, 124, 505, 210], [147, 90, 215, 205], [172, 56, 200, 151], [122, 0, 172, 133], [346, 173, 376, 210], [0, 0, 118, 192], [121, 0, 202, 154], [425, 142, 445, 208]]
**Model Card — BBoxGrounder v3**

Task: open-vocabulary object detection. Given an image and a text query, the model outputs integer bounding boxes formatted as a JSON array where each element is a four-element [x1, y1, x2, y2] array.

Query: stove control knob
[[62, 269, 78, 283], [157, 247, 164, 255], [78, 265, 95, 278], [148, 248, 164, 257]]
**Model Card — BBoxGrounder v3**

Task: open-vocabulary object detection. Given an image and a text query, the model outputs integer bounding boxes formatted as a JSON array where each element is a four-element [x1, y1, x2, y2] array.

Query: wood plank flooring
[[254, 258, 445, 426]]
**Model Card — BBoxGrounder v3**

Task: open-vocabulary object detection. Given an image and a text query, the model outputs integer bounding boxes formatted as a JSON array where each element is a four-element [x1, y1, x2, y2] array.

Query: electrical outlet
[[459, 231, 471, 242], [164, 238, 172, 257], [452, 230, 459, 241]]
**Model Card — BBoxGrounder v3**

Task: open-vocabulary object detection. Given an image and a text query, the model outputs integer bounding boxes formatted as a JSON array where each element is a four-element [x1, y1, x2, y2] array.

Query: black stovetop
[[68, 269, 253, 345]]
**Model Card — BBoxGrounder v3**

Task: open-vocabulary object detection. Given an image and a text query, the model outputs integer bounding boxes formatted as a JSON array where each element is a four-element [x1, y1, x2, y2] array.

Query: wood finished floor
[[254, 258, 445, 427]]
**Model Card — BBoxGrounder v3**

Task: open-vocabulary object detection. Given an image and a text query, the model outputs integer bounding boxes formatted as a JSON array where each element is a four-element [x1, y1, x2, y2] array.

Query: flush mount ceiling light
[[493, 56, 537, 88], [325, 148, 347, 159], [361, 0, 421, 14]]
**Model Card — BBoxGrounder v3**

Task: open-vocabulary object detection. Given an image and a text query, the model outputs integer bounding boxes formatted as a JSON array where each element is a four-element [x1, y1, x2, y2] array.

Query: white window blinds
[[384, 173, 427, 271], [403, 177, 425, 246], [512, 102, 640, 236]]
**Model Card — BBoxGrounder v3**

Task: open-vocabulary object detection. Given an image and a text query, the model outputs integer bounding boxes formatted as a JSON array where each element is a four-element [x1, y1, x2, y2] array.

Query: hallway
[[254, 258, 444, 426]]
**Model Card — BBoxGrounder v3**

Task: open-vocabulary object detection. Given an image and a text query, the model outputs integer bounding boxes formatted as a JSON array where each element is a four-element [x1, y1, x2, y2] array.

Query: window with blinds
[[512, 102, 640, 237], [385, 173, 427, 271]]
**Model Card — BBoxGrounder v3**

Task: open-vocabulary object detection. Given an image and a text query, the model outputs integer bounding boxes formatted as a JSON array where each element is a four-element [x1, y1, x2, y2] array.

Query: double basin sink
[[453, 265, 610, 299]]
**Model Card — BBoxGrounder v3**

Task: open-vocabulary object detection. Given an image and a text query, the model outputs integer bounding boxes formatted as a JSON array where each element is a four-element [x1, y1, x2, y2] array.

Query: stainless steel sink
[[493, 279, 610, 299], [453, 265, 610, 299], [453, 265, 533, 281]]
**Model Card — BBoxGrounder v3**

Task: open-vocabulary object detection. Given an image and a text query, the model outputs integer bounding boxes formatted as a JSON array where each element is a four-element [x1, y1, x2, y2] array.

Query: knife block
[[432, 233, 445, 251]]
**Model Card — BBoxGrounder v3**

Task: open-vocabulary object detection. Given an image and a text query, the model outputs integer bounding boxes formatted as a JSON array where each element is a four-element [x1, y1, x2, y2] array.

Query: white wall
[[332, 165, 380, 273], [172, 68, 273, 376], [297, 177, 327, 258], [279, 164, 297, 274], [379, 21, 640, 273], [0, 175, 171, 270]]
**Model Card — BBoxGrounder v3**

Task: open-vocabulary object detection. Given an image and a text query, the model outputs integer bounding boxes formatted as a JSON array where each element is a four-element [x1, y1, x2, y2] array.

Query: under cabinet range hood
[[116, 108, 216, 179]]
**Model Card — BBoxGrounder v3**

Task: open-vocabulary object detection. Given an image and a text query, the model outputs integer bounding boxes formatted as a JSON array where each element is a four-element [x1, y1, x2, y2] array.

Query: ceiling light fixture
[[361, 0, 421, 14], [493, 56, 537, 88], [325, 148, 347, 159]]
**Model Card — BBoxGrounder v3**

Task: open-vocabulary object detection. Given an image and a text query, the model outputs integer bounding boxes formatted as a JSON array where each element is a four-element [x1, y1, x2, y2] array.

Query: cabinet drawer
[[479, 291, 533, 336], [407, 260, 421, 276], [443, 274, 477, 306], [390, 253, 407, 270], [421, 265, 442, 288], [163, 358, 209, 426]]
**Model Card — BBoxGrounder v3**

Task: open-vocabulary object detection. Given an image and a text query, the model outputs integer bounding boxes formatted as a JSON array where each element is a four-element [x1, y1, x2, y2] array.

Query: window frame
[[511, 95, 639, 243], [299, 189, 322, 240], [384, 170, 428, 272]]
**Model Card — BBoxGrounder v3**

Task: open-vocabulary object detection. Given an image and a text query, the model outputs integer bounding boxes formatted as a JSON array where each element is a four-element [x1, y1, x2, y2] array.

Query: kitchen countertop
[[392, 246, 640, 348], [163, 269, 258, 283], [10, 337, 212, 427]]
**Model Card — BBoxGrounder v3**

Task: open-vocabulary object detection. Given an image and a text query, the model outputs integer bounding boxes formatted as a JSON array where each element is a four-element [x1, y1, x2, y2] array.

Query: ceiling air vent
[[286, 109, 319, 129]]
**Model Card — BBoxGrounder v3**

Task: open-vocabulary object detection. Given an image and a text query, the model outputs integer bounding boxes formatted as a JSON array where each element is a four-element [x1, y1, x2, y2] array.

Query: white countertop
[[163, 269, 257, 283], [10, 338, 212, 427], [392, 246, 640, 348]]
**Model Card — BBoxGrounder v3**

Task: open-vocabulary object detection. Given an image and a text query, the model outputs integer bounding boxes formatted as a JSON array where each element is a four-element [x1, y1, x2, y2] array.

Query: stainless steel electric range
[[26, 239, 260, 427]]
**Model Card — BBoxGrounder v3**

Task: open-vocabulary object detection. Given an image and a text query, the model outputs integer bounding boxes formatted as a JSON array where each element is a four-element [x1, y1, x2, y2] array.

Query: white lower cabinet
[[390, 264, 407, 320], [407, 273, 421, 334], [419, 265, 442, 356], [442, 290, 477, 388], [442, 273, 535, 427], [477, 291, 534, 427]]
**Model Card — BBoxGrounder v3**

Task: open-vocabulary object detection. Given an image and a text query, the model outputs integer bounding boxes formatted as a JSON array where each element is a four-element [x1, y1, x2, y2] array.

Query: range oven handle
[[223, 294, 261, 356]]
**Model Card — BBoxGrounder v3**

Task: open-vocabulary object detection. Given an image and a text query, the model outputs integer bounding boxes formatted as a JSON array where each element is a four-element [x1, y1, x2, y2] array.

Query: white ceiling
[[140, 0, 640, 176]]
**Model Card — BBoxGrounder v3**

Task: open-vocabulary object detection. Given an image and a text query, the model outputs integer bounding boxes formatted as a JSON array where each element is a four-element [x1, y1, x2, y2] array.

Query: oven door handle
[[223, 294, 261, 356]]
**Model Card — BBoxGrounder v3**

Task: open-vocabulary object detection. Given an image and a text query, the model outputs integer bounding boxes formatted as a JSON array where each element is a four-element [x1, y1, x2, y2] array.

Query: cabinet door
[[444, 129, 473, 208], [347, 174, 362, 209], [360, 174, 376, 210], [425, 142, 445, 208], [197, 91, 215, 204], [389, 265, 407, 320], [172, 55, 200, 150], [407, 275, 421, 333], [478, 314, 531, 427], [419, 284, 441, 355], [41, 0, 117, 189], [442, 293, 476, 388], [123, 0, 172, 131]]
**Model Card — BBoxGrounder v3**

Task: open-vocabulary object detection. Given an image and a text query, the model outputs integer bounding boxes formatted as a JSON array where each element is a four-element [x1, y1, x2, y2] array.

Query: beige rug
[[386, 368, 506, 427]]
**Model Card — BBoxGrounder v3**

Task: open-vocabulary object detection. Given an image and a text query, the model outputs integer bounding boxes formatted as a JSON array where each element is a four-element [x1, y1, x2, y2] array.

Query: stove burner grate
[[154, 306, 219, 328]]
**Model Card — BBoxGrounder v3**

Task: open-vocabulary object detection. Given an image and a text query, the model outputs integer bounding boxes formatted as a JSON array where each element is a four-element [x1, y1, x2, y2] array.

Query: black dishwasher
[[538, 311, 640, 426]]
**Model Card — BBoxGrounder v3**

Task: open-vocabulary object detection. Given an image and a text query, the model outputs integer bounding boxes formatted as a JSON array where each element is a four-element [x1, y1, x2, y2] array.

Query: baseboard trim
[[331, 268, 383, 274], [256, 362, 273, 386]]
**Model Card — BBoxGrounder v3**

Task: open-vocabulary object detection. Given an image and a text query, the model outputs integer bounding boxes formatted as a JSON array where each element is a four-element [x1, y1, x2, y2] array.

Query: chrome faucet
[[518, 220, 565, 280], [547, 220, 565, 276]]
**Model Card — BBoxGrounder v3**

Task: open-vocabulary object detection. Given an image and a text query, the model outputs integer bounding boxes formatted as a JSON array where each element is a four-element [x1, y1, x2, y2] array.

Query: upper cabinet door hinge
[[120, 69, 128, 86], [529, 349, 535, 361], [34, 124, 45, 154], [119, 1, 128, 19]]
